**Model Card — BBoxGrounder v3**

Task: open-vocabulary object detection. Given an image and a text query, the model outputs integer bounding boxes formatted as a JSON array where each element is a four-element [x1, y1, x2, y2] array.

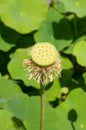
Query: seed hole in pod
[[40, 58, 43, 61], [46, 53, 48, 56], [49, 47, 52, 49], [38, 49, 41, 52], [34, 50, 37, 53], [38, 52, 40, 55], [37, 55, 39, 58], [41, 55, 44, 57]]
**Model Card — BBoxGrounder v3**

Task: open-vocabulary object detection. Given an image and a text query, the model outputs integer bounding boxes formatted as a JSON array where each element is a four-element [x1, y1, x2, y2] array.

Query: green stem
[[40, 85, 45, 130]]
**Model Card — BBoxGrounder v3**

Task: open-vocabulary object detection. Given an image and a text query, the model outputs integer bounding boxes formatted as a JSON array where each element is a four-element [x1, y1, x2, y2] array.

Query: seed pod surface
[[31, 42, 58, 66]]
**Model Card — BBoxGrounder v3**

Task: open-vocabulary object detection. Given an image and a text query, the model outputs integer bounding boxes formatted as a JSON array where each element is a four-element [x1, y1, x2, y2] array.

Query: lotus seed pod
[[23, 42, 62, 86], [30, 42, 59, 66], [61, 87, 69, 94]]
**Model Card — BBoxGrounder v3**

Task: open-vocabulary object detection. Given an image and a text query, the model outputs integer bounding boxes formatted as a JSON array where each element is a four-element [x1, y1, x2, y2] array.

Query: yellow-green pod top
[[30, 42, 59, 66]]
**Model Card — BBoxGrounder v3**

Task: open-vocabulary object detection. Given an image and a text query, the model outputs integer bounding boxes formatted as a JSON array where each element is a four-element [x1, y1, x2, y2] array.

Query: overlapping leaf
[[45, 77, 61, 101], [0, 110, 16, 130], [73, 40, 86, 66], [5, 94, 58, 130], [60, 56, 74, 86], [7, 48, 40, 88], [56, 88, 86, 130], [0, 35, 14, 52], [5, 88, 86, 130], [0, 23, 20, 52], [0, 0, 48, 33], [0, 76, 21, 101], [0, 109, 25, 130], [60, 0, 86, 17], [34, 8, 73, 51]]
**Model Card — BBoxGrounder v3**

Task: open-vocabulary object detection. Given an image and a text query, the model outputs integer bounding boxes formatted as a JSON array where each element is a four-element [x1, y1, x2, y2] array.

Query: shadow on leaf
[[12, 116, 26, 130], [68, 109, 78, 130], [53, 18, 73, 40]]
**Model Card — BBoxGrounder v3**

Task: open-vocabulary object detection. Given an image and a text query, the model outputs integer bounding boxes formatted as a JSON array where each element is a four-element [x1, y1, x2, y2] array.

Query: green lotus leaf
[[60, 0, 86, 17], [0, 109, 25, 130], [5, 93, 30, 121], [34, 8, 63, 42], [73, 40, 86, 66], [0, 23, 20, 51], [60, 56, 74, 86], [63, 43, 74, 54], [5, 88, 86, 130], [0, 0, 48, 34], [64, 36, 86, 54], [45, 77, 61, 101], [34, 8, 73, 51], [34, 21, 53, 43], [46, 7, 63, 23], [55, 88, 86, 130], [7, 48, 40, 88], [61, 56, 73, 69], [0, 109, 15, 130], [0, 76, 21, 107], [50, 37, 72, 51], [5, 94, 58, 130], [53, 1, 66, 13], [0, 2, 8, 15], [0, 35, 14, 52]]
